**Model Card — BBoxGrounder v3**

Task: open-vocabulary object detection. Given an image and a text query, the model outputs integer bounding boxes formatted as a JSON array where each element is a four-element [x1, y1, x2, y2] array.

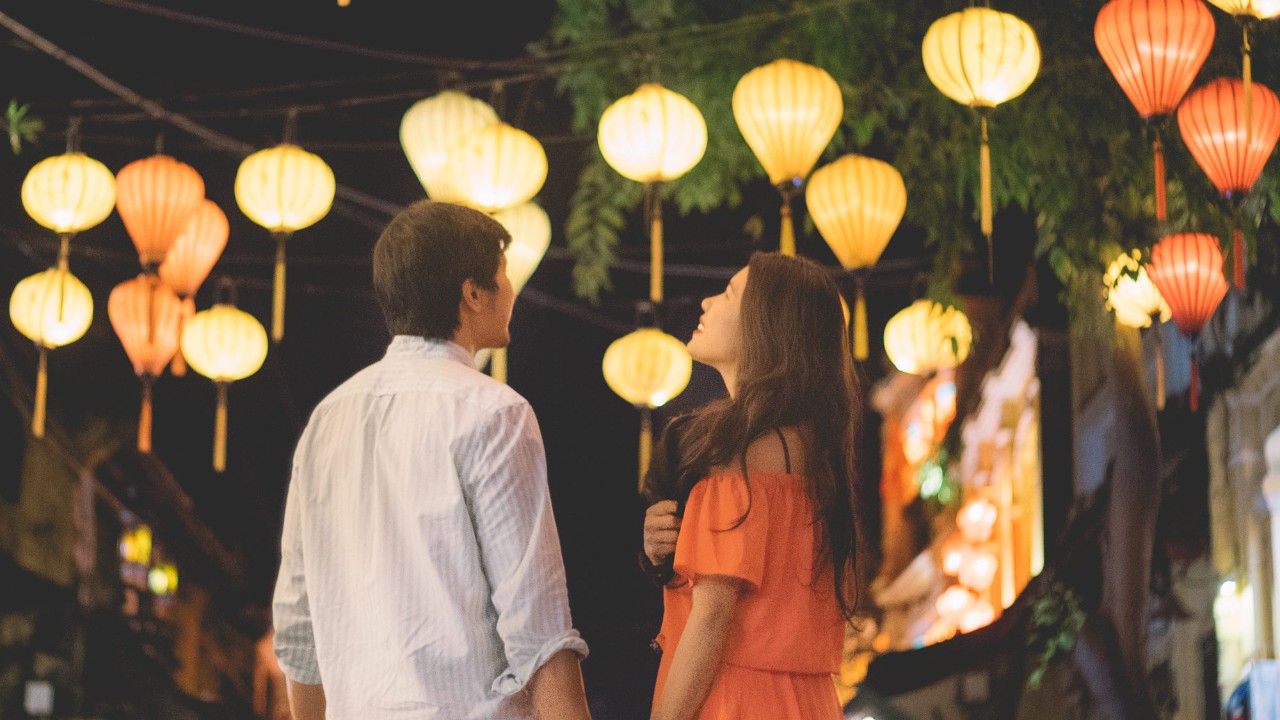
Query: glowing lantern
[[485, 203, 552, 384], [182, 300, 268, 472], [807, 154, 907, 359], [940, 534, 968, 576], [1107, 249, 1174, 408], [235, 143, 335, 342], [936, 585, 976, 624], [599, 83, 708, 303], [923, 8, 1040, 277], [444, 123, 547, 213], [603, 328, 693, 491], [9, 265, 93, 438], [1178, 77, 1280, 287], [148, 562, 179, 596], [115, 154, 205, 271], [1095, 0, 1215, 221], [159, 199, 229, 376], [1145, 232, 1229, 411], [958, 548, 999, 591], [732, 59, 843, 256], [119, 525, 153, 566], [958, 598, 997, 633], [22, 152, 117, 236], [400, 91, 499, 201], [1205, 1, 1280, 167], [108, 275, 184, 453], [883, 300, 973, 375], [958, 497, 998, 543]]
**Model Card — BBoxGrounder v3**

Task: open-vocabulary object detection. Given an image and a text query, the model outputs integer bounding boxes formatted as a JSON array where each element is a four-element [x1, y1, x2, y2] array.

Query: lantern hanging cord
[[1244, 22, 1254, 148]]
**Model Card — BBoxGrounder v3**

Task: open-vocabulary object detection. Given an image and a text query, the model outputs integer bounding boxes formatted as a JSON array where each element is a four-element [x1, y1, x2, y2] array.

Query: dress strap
[[774, 428, 792, 473]]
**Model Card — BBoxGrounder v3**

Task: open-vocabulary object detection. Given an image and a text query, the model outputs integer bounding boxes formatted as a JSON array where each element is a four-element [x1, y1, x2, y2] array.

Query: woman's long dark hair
[[645, 252, 863, 618]]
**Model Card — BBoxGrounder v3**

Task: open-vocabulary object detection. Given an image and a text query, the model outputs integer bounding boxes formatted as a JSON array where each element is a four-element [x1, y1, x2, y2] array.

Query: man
[[272, 201, 591, 720]]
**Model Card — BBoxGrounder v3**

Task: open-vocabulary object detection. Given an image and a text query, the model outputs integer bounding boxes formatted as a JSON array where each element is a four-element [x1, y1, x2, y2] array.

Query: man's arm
[[527, 649, 590, 720], [272, 460, 326, 716], [285, 680, 326, 720]]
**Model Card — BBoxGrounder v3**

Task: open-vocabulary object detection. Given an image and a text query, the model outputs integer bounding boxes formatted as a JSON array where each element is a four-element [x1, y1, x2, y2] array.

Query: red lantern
[[1178, 77, 1280, 287], [1096, 0, 1215, 221], [1144, 232, 1229, 411], [108, 275, 184, 452], [159, 199, 229, 375], [115, 155, 205, 271]]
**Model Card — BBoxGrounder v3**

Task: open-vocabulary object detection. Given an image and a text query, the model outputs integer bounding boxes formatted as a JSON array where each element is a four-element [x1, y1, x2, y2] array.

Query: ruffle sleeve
[[672, 473, 770, 589]]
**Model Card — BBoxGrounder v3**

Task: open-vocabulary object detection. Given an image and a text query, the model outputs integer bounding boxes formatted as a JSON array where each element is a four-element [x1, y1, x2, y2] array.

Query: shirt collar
[[386, 336, 478, 369]]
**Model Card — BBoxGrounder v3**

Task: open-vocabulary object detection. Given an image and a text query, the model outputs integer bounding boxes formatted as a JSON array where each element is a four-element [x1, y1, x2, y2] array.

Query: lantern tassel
[[171, 298, 192, 377], [639, 407, 653, 495], [33, 345, 47, 439], [491, 347, 508, 384], [854, 284, 869, 361], [138, 376, 153, 454], [1244, 24, 1253, 149], [779, 190, 796, 257], [1233, 227, 1246, 290], [214, 382, 228, 472], [649, 182, 664, 303], [1152, 316, 1165, 412], [1189, 349, 1200, 413], [1153, 133, 1167, 223], [980, 115, 993, 284], [272, 233, 288, 342]]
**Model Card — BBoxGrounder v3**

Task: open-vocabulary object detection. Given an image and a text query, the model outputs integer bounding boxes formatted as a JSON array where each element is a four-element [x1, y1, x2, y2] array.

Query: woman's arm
[[651, 575, 743, 720]]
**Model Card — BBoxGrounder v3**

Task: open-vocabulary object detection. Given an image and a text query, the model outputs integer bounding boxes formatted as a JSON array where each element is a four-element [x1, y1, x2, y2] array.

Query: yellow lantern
[[483, 203, 552, 384], [1208, 0, 1280, 17], [9, 265, 93, 438], [181, 302, 268, 472], [923, 7, 1040, 276], [235, 143, 336, 342], [1105, 249, 1173, 410], [400, 91, 499, 201], [599, 83, 708, 303], [21, 152, 117, 240], [733, 59, 844, 256], [119, 524, 153, 566], [807, 154, 907, 360], [883, 300, 973, 375], [603, 328, 693, 490], [148, 562, 179, 596], [935, 585, 975, 624], [957, 497, 998, 544], [445, 123, 547, 213]]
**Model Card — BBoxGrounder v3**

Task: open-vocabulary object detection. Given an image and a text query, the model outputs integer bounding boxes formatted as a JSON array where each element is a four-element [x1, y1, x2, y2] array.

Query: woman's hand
[[643, 500, 681, 566]]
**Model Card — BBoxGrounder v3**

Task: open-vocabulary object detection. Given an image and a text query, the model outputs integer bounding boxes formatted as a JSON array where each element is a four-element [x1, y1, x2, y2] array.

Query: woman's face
[[688, 266, 748, 369]]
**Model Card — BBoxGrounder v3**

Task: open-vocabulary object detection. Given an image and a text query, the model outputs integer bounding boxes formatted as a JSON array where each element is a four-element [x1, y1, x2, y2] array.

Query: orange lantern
[[958, 598, 997, 633], [1095, 0, 1215, 221], [108, 275, 184, 452], [1145, 232, 1229, 411], [957, 497, 998, 543], [115, 155, 205, 272], [936, 585, 976, 624], [1178, 78, 1280, 287], [958, 547, 999, 591], [158, 199, 229, 375], [940, 533, 968, 576]]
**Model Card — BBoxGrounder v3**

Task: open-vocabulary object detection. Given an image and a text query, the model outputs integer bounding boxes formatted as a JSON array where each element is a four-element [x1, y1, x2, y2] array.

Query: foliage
[[1026, 581, 1086, 690], [3, 100, 42, 155], [539, 0, 1280, 321]]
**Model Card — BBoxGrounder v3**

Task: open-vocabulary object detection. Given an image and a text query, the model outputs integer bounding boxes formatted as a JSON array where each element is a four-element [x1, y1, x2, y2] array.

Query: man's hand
[[643, 500, 681, 566]]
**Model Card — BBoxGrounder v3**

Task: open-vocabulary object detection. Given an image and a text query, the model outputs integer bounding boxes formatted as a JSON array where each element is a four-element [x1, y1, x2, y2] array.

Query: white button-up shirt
[[273, 336, 587, 719]]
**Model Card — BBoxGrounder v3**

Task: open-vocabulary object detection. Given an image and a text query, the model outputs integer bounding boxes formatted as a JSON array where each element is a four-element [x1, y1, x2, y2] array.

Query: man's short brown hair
[[372, 201, 512, 340]]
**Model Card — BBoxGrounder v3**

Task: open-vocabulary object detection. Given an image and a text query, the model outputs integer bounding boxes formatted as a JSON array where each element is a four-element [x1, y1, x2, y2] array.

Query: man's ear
[[460, 277, 484, 313]]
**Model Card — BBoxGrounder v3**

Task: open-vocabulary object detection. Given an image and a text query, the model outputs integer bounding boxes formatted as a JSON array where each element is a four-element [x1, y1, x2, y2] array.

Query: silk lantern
[[1106, 249, 1174, 408], [884, 300, 973, 375], [115, 154, 205, 272], [923, 7, 1040, 278], [1144, 232, 1229, 411], [1206, 1, 1280, 151], [732, 59, 843, 256], [181, 299, 268, 472], [1178, 77, 1280, 287], [400, 91, 499, 201], [444, 123, 547, 213], [936, 585, 976, 624], [22, 151, 117, 265], [486, 202, 553, 383], [9, 264, 93, 438], [108, 275, 184, 453], [235, 143, 335, 342], [1095, 0, 1215, 221], [159, 199, 229, 375], [599, 83, 707, 302], [957, 497, 999, 544], [807, 154, 907, 359], [603, 328, 692, 491]]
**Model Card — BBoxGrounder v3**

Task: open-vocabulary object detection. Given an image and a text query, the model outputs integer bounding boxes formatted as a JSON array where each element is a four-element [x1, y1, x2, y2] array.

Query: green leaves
[[3, 100, 43, 155], [565, 147, 642, 302], [1025, 582, 1086, 690]]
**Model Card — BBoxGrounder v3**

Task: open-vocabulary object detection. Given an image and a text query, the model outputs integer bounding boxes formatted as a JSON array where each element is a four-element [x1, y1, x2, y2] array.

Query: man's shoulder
[[315, 355, 531, 415]]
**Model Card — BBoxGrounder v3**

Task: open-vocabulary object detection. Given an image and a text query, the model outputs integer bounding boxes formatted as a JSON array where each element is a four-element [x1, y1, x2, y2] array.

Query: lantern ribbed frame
[[1095, 0, 1216, 118], [491, 203, 552, 293], [807, 154, 907, 269], [1207, 0, 1280, 18], [922, 8, 1041, 108], [732, 59, 844, 185], [159, 199, 229, 298], [1177, 77, 1280, 196], [108, 275, 185, 377], [234, 144, 335, 232], [115, 155, 205, 268], [445, 123, 548, 213], [598, 83, 708, 183], [21, 153, 117, 234], [1145, 232, 1229, 335], [884, 300, 973, 375], [181, 304, 269, 382], [400, 91, 499, 201], [10, 267, 94, 348], [602, 328, 692, 409]]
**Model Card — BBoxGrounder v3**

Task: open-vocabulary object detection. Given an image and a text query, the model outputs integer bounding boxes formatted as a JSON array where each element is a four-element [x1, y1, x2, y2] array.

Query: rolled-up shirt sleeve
[[272, 459, 323, 685], [458, 400, 589, 696]]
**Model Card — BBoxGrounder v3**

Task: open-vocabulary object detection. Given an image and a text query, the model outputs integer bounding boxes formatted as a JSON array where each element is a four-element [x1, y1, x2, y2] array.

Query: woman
[[642, 252, 862, 720]]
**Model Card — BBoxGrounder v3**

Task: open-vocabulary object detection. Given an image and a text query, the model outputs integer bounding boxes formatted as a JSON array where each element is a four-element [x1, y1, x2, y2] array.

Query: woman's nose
[[701, 296, 711, 312]]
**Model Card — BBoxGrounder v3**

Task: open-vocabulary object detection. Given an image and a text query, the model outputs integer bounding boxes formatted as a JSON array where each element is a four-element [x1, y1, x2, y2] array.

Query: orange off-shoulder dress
[[652, 471, 846, 719]]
